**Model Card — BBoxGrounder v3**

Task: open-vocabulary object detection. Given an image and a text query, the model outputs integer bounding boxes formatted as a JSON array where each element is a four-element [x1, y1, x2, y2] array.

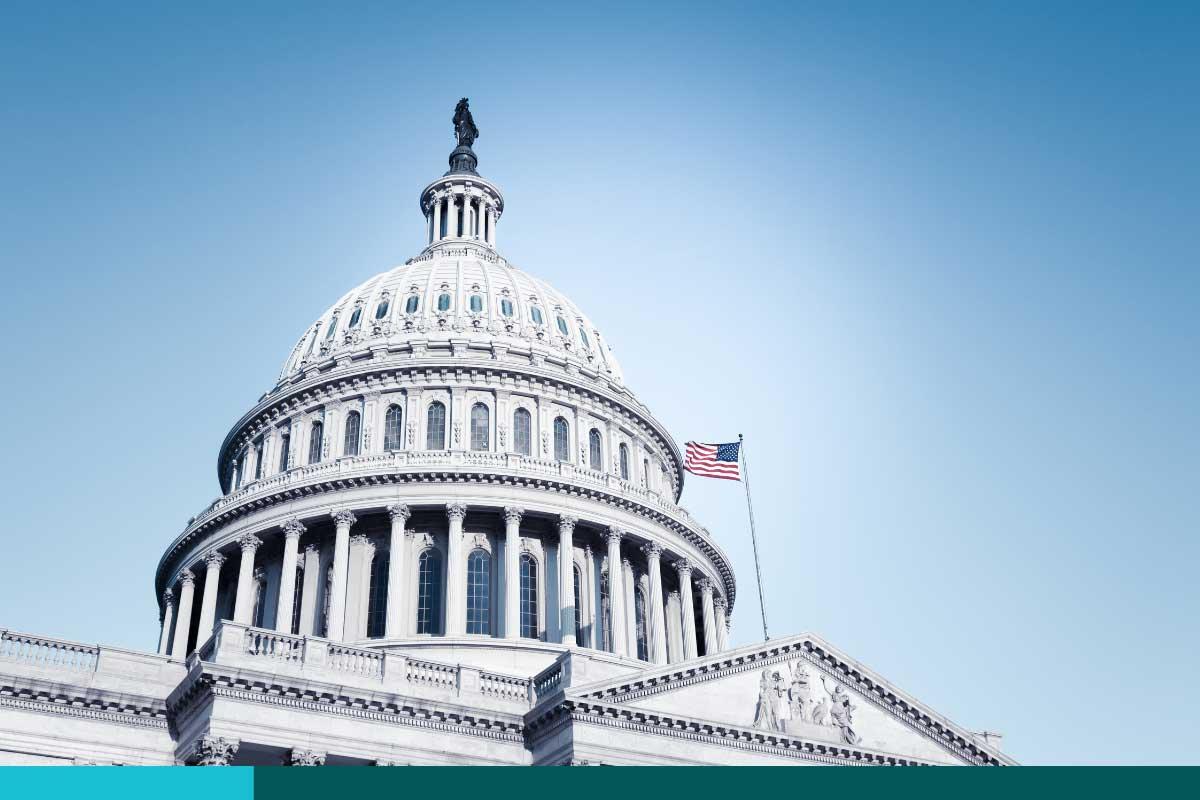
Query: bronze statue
[[453, 98, 478, 147]]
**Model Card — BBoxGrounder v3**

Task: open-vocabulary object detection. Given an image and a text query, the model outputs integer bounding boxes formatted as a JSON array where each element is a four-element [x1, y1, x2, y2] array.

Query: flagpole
[[739, 433, 769, 642]]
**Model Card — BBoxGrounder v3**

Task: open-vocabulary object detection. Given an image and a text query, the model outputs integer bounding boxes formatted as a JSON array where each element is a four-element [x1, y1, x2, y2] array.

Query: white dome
[[277, 242, 623, 387]]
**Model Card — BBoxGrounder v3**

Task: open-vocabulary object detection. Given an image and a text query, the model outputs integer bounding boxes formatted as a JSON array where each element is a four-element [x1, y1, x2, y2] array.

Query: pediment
[[570, 633, 1012, 766]]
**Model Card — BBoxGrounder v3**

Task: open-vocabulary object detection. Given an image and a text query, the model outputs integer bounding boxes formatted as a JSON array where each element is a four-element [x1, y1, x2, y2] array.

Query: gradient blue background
[[1, 1, 1196, 766]]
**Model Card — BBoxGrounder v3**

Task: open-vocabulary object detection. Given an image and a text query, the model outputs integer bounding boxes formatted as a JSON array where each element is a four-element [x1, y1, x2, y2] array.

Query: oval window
[[349, 307, 362, 328], [375, 298, 390, 319], [437, 293, 451, 312], [500, 298, 514, 317], [469, 294, 483, 313], [530, 306, 544, 325], [556, 316, 570, 337], [405, 295, 419, 314]]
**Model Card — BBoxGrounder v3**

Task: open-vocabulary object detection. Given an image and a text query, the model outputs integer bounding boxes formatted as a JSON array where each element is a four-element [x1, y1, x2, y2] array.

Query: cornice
[[0, 677, 169, 729]]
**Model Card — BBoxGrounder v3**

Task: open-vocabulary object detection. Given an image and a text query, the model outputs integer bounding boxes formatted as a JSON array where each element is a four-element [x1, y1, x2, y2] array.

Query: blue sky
[[1, 2, 1196, 765]]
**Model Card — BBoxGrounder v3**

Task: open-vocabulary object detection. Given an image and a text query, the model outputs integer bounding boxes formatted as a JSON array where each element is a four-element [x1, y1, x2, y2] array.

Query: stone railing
[[531, 661, 563, 701], [0, 630, 99, 672], [204, 622, 532, 707]]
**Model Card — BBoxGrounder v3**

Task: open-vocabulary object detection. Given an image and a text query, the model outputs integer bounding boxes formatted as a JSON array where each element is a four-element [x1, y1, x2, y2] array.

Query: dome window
[[579, 328, 591, 350], [303, 329, 318, 358], [556, 316, 570, 337], [469, 294, 483, 313], [324, 316, 339, 340], [374, 297, 390, 320], [437, 293, 452, 312], [500, 298, 514, 318], [530, 306, 544, 325], [405, 295, 419, 314], [349, 307, 363, 329]]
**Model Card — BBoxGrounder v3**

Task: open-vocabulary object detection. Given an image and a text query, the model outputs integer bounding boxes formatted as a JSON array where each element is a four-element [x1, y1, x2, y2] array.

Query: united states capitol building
[[0, 103, 1013, 767]]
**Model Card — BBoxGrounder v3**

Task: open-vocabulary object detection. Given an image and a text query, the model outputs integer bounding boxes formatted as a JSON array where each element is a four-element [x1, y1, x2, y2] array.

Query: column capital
[[331, 508, 358, 528], [350, 533, 372, 548], [713, 595, 727, 611], [387, 503, 412, 522], [641, 541, 663, 560], [304, 542, 321, 556], [667, 588, 680, 601], [605, 526, 624, 544], [162, 587, 175, 606], [192, 734, 239, 766], [237, 533, 263, 553], [203, 550, 226, 569], [503, 506, 525, 524], [282, 518, 306, 539], [178, 568, 195, 586], [446, 502, 468, 521], [673, 558, 693, 577], [558, 514, 578, 532], [696, 575, 714, 594], [287, 749, 327, 766]]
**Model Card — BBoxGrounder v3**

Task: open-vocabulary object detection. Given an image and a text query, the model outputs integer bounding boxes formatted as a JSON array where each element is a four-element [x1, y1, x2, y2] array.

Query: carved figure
[[823, 678, 861, 745], [753, 667, 773, 729], [788, 661, 813, 724], [810, 695, 830, 726], [453, 98, 478, 147]]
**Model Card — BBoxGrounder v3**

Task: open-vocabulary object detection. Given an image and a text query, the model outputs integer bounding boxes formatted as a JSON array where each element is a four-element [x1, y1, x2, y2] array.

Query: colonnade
[[158, 503, 730, 664], [427, 185, 497, 246]]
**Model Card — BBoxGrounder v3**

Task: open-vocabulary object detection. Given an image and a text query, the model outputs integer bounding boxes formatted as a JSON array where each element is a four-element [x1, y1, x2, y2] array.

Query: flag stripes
[[684, 441, 741, 480]]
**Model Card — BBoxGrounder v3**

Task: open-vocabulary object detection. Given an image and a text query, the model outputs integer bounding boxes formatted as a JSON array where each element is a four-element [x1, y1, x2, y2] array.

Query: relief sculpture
[[751, 662, 863, 746]]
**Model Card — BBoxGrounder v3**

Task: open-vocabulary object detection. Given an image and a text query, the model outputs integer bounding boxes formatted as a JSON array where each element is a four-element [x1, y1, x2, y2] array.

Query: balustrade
[[0, 631, 99, 672], [326, 643, 384, 678]]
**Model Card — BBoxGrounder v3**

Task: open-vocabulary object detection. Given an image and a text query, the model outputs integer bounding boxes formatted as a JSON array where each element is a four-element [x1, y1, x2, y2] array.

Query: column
[[197, 550, 226, 639], [445, 502, 468, 636], [558, 515, 578, 646], [665, 590, 683, 663], [489, 206, 497, 247], [643, 542, 667, 664], [503, 506, 524, 639], [385, 504, 411, 638], [327, 509, 356, 641], [432, 194, 442, 241], [675, 559, 698, 660], [298, 543, 321, 636], [344, 534, 374, 640], [157, 589, 175, 655], [446, 193, 458, 238], [714, 596, 728, 651], [583, 544, 596, 648], [478, 200, 488, 240], [605, 528, 627, 657], [697, 576, 717, 655], [462, 193, 473, 239], [622, 557, 636, 656], [275, 519, 305, 632], [171, 569, 196, 658], [232, 534, 262, 625]]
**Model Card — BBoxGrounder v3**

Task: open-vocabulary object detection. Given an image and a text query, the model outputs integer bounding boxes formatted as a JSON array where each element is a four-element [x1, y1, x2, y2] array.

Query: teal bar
[[0, 766, 253, 799]]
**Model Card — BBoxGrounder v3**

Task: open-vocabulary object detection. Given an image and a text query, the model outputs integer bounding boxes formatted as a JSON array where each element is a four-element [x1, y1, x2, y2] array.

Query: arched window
[[343, 410, 361, 457], [384, 405, 403, 451], [278, 429, 291, 472], [470, 403, 490, 451], [374, 297, 390, 319], [405, 295, 419, 314], [366, 552, 389, 638], [308, 420, 323, 464], [556, 316, 570, 337], [348, 306, 362, 329], [588, 429, 603, 471], [437, 293, 451, 312], [469, 294, 483, 313], [466, 549, 491, 635], [290, 563, 304, 635], [600, 571, 612, 652], [619, 443, 630, 480], [324, 316, 339, 341], [500, 298, 514, 317], [519, 553, 538, 639], [553, 417, 570, 462], [530, 306, 544, 325], [416, 549, 443, 635], [513, 408, 532, 456], [634, 587, 649, 661], [426, 401, 446, 450], [573, 564, 584, 644], [253, 439, 264, 481]]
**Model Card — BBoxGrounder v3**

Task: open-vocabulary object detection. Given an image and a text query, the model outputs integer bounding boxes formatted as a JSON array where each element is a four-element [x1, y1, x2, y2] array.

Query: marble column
[[298, 543, 321, 636], [665, 590, 683, 663], [275, 519, 305, 633], [622, 557, 636, 657], [643, 542, 667, 664], [558, 515, 578, 646], [385, 504, 411, 638], [697, 576, 717, 656], [675, 559, 698, 660], [446, 193, 458, 238], [157, 589, 175, 655], [714, 596, 729, 651], [197, 550, 226, 639], [445, 503, 468, 636], [503, 506, 524, 639], [232, 534, 262, 626], [327, 510, 356, 641], [605, 528, 627, 657], [463, 193, 473, 239], [171, 570, 196, 658], [345, 535, 375, 640]]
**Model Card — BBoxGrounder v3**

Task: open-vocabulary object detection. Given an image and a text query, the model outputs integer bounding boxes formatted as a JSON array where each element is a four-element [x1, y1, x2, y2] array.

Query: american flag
[[684, 441, 741, 481]]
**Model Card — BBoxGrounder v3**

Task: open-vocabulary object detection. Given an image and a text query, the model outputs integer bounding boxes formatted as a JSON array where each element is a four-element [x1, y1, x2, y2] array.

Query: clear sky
[[1, 1, 1196, 766]]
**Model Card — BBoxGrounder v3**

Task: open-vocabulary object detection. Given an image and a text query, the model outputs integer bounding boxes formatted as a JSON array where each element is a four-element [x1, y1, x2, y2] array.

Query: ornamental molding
[[573, 636, 1010, 767], [0, 693, 169, 730]]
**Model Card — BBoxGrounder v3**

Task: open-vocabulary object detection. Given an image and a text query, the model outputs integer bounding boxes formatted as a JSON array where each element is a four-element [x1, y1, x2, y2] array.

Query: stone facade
[[0, 113, 1012, 766]]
